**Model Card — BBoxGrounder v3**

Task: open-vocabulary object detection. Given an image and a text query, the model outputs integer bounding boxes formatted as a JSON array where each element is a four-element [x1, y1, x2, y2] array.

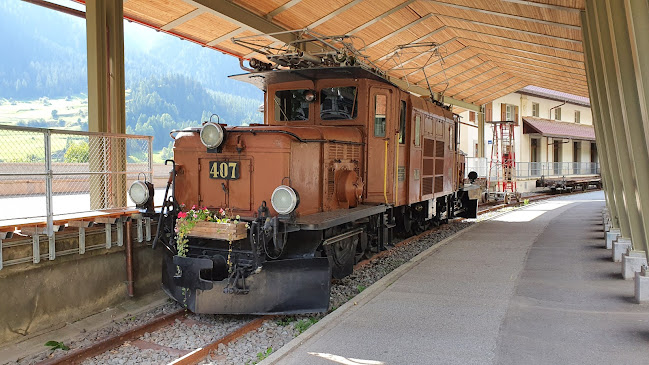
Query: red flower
[[177, 212, 187, 218], [191, 205, 197, 210]]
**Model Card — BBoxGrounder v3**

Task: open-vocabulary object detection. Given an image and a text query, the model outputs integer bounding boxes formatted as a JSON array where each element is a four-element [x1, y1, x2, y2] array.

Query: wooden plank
[[188, 221, 248, 240], [67, 220, 94, 228], [94, 217, 119, 224]]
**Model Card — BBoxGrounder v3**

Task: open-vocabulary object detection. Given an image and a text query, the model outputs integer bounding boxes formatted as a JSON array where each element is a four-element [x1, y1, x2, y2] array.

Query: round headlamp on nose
[[200, 122, 225, 149], [129, 179, 155, 212], [271, 185, 299, 215]]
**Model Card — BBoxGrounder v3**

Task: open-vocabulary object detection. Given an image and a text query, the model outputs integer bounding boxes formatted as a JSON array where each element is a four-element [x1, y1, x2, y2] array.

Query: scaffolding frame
[[486, 120, 520, 203]]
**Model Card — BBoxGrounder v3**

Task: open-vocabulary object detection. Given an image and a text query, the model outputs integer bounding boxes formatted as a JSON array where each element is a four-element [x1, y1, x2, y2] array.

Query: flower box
[[187, 221, 248, 241]]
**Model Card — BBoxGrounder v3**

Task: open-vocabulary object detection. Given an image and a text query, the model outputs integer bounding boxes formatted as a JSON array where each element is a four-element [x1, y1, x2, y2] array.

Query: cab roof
[[229, 66, 394, 91]]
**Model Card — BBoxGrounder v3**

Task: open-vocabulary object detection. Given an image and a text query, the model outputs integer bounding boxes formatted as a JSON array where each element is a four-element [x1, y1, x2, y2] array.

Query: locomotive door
[[198, 158, 252, 213], [395, 98, 409, 206], [366, 87, 395, 203], [409, 110, 423, 204]]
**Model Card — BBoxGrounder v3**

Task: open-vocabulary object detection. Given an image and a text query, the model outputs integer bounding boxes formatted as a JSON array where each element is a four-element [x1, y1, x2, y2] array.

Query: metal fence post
[[44, 130, 55, 260], [148, 136, 153, 182]]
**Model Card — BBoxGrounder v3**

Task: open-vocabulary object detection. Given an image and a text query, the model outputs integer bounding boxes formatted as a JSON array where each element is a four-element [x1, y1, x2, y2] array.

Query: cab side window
[[399, 100, 406, 144], [414, 114, 421, 146], [374, 94, 387, 137]]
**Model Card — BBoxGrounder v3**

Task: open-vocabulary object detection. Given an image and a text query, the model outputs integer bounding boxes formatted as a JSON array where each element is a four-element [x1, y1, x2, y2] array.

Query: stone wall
[[0, 226, 164, 344]]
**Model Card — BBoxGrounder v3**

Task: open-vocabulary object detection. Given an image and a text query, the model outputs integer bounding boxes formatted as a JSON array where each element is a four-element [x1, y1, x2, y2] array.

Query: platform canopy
[[116, 0, 586, 111], [522, 116, 595, 141]]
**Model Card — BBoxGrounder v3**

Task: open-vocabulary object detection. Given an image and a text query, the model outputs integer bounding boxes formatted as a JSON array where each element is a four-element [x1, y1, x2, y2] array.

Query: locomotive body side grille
[[422, 177, 433, 195], [434, 176, 444, 193], [436, 141, 445, 157], [423, 138, 435, 158], [325, 143, 362, 199]]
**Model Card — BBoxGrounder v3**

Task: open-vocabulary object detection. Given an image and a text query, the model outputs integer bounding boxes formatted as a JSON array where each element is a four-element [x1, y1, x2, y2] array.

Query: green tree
[[64, 141, 89, 163]]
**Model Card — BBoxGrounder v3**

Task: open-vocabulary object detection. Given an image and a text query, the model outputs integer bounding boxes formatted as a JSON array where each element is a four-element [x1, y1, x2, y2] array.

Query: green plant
[[245, 347, 273, 365], [44, 341, 69, 352], [524, 198, 530, 205], [64, 141, 89, 163], [294, 317, 319, 334], [276, 316, 297, 326], [174, 206, 246, 306], [357, 285, 366, 293], [175, 206, 242, 259]]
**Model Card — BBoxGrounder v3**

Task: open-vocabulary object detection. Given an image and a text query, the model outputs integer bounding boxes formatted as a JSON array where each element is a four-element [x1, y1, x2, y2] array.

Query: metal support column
[[44, 130, 54, 241], [621, 0, 649, 261], [478, 105, 485, 158], [583, 2, 630, 237], [591, 0, 644, 250], [581, 12, 615, 226], [581, 17, 619, 227]]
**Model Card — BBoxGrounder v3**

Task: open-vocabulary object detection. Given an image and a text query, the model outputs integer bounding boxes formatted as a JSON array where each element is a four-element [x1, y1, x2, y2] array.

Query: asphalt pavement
[[263, 191, 649, 365]]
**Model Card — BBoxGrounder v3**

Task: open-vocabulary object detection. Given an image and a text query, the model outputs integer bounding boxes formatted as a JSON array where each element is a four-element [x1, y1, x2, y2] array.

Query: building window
[[575, 110, 581, 123], [554, 107, 562, 121], [532, 102, 539, 117], [469, 111, 476, 122], [505, 104, 515, 121]]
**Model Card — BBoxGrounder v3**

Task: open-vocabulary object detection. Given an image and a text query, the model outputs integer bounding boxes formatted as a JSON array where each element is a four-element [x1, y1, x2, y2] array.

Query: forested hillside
[[127, 75, 262, 150], [0, 0, 263, 142]]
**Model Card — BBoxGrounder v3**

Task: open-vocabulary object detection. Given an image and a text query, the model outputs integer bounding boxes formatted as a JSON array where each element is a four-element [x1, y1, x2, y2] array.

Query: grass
[[275, 316, 297, 326], [294, 317, 319, 334], [245, 347, 273, 365], [44, 340, 69, 352]]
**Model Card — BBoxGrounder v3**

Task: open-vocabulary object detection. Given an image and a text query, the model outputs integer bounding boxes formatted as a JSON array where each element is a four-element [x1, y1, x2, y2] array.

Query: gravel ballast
[[15, 220, 472, 365]]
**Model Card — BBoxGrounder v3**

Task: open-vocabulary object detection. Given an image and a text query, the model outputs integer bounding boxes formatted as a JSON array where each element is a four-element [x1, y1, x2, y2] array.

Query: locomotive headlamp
[[271, 185, 299, 215], [200, 122, 225, 149], [129, 180, 155, 212], [304, 90, 316, 102]]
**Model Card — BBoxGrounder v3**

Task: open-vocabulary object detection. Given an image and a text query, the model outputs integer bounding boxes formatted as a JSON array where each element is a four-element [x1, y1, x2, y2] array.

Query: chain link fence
[[0, 125, 153, 235]]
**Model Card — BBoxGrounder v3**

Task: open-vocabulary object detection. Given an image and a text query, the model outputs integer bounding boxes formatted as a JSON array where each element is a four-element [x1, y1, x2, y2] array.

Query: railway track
[[33, 188, 598, 365], [37, 310, 270, 365]]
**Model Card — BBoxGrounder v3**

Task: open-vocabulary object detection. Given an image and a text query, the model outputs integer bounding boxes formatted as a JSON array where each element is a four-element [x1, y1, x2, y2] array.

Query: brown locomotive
[[136, 66, 479, 314]]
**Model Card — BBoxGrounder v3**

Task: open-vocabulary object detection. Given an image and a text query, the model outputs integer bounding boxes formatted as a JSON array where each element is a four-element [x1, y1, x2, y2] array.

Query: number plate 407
[[209, 161, 239, 180]]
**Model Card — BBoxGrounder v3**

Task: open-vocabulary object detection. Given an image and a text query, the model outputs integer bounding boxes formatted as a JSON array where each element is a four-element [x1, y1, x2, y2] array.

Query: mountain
[[0, 0, 264, 136]]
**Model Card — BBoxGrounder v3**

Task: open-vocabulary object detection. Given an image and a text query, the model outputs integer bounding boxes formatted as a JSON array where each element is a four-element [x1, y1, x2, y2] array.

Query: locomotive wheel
[[326, 236, 357, 279]]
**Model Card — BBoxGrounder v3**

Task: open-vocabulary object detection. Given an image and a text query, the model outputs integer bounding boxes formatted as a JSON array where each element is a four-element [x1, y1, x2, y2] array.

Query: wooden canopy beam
[[161, 8, 203, 30], [347, 0, 417, 35], [472, 81, 529, 105], [499, 0, 581, 14], [266, 0, 302, 20], [425, 0, 581, 30], [308, 0, 364, 29]]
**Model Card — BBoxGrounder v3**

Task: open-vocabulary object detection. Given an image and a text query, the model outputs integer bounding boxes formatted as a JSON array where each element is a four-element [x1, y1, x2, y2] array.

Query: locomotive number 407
[[209, 161, 240, 180]]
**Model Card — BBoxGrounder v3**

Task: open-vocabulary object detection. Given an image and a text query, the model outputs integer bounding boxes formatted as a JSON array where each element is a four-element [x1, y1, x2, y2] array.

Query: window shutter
[[485, 102, 492, 122], [514, 106, 519, 124], [501, 103, 507, 121]]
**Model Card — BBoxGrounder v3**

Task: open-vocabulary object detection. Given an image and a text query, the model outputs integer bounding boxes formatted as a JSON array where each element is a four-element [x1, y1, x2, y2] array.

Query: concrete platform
[[265, 191, 649, 365]]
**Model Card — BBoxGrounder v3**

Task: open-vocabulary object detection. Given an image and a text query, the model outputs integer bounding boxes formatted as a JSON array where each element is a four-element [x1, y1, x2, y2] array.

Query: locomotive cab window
[[399, 100, 406, 144], [320, 86, 358, 120], [274, 89, 310, 121], [374, 94, 387, 137], [414, 114, 421, 146]]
